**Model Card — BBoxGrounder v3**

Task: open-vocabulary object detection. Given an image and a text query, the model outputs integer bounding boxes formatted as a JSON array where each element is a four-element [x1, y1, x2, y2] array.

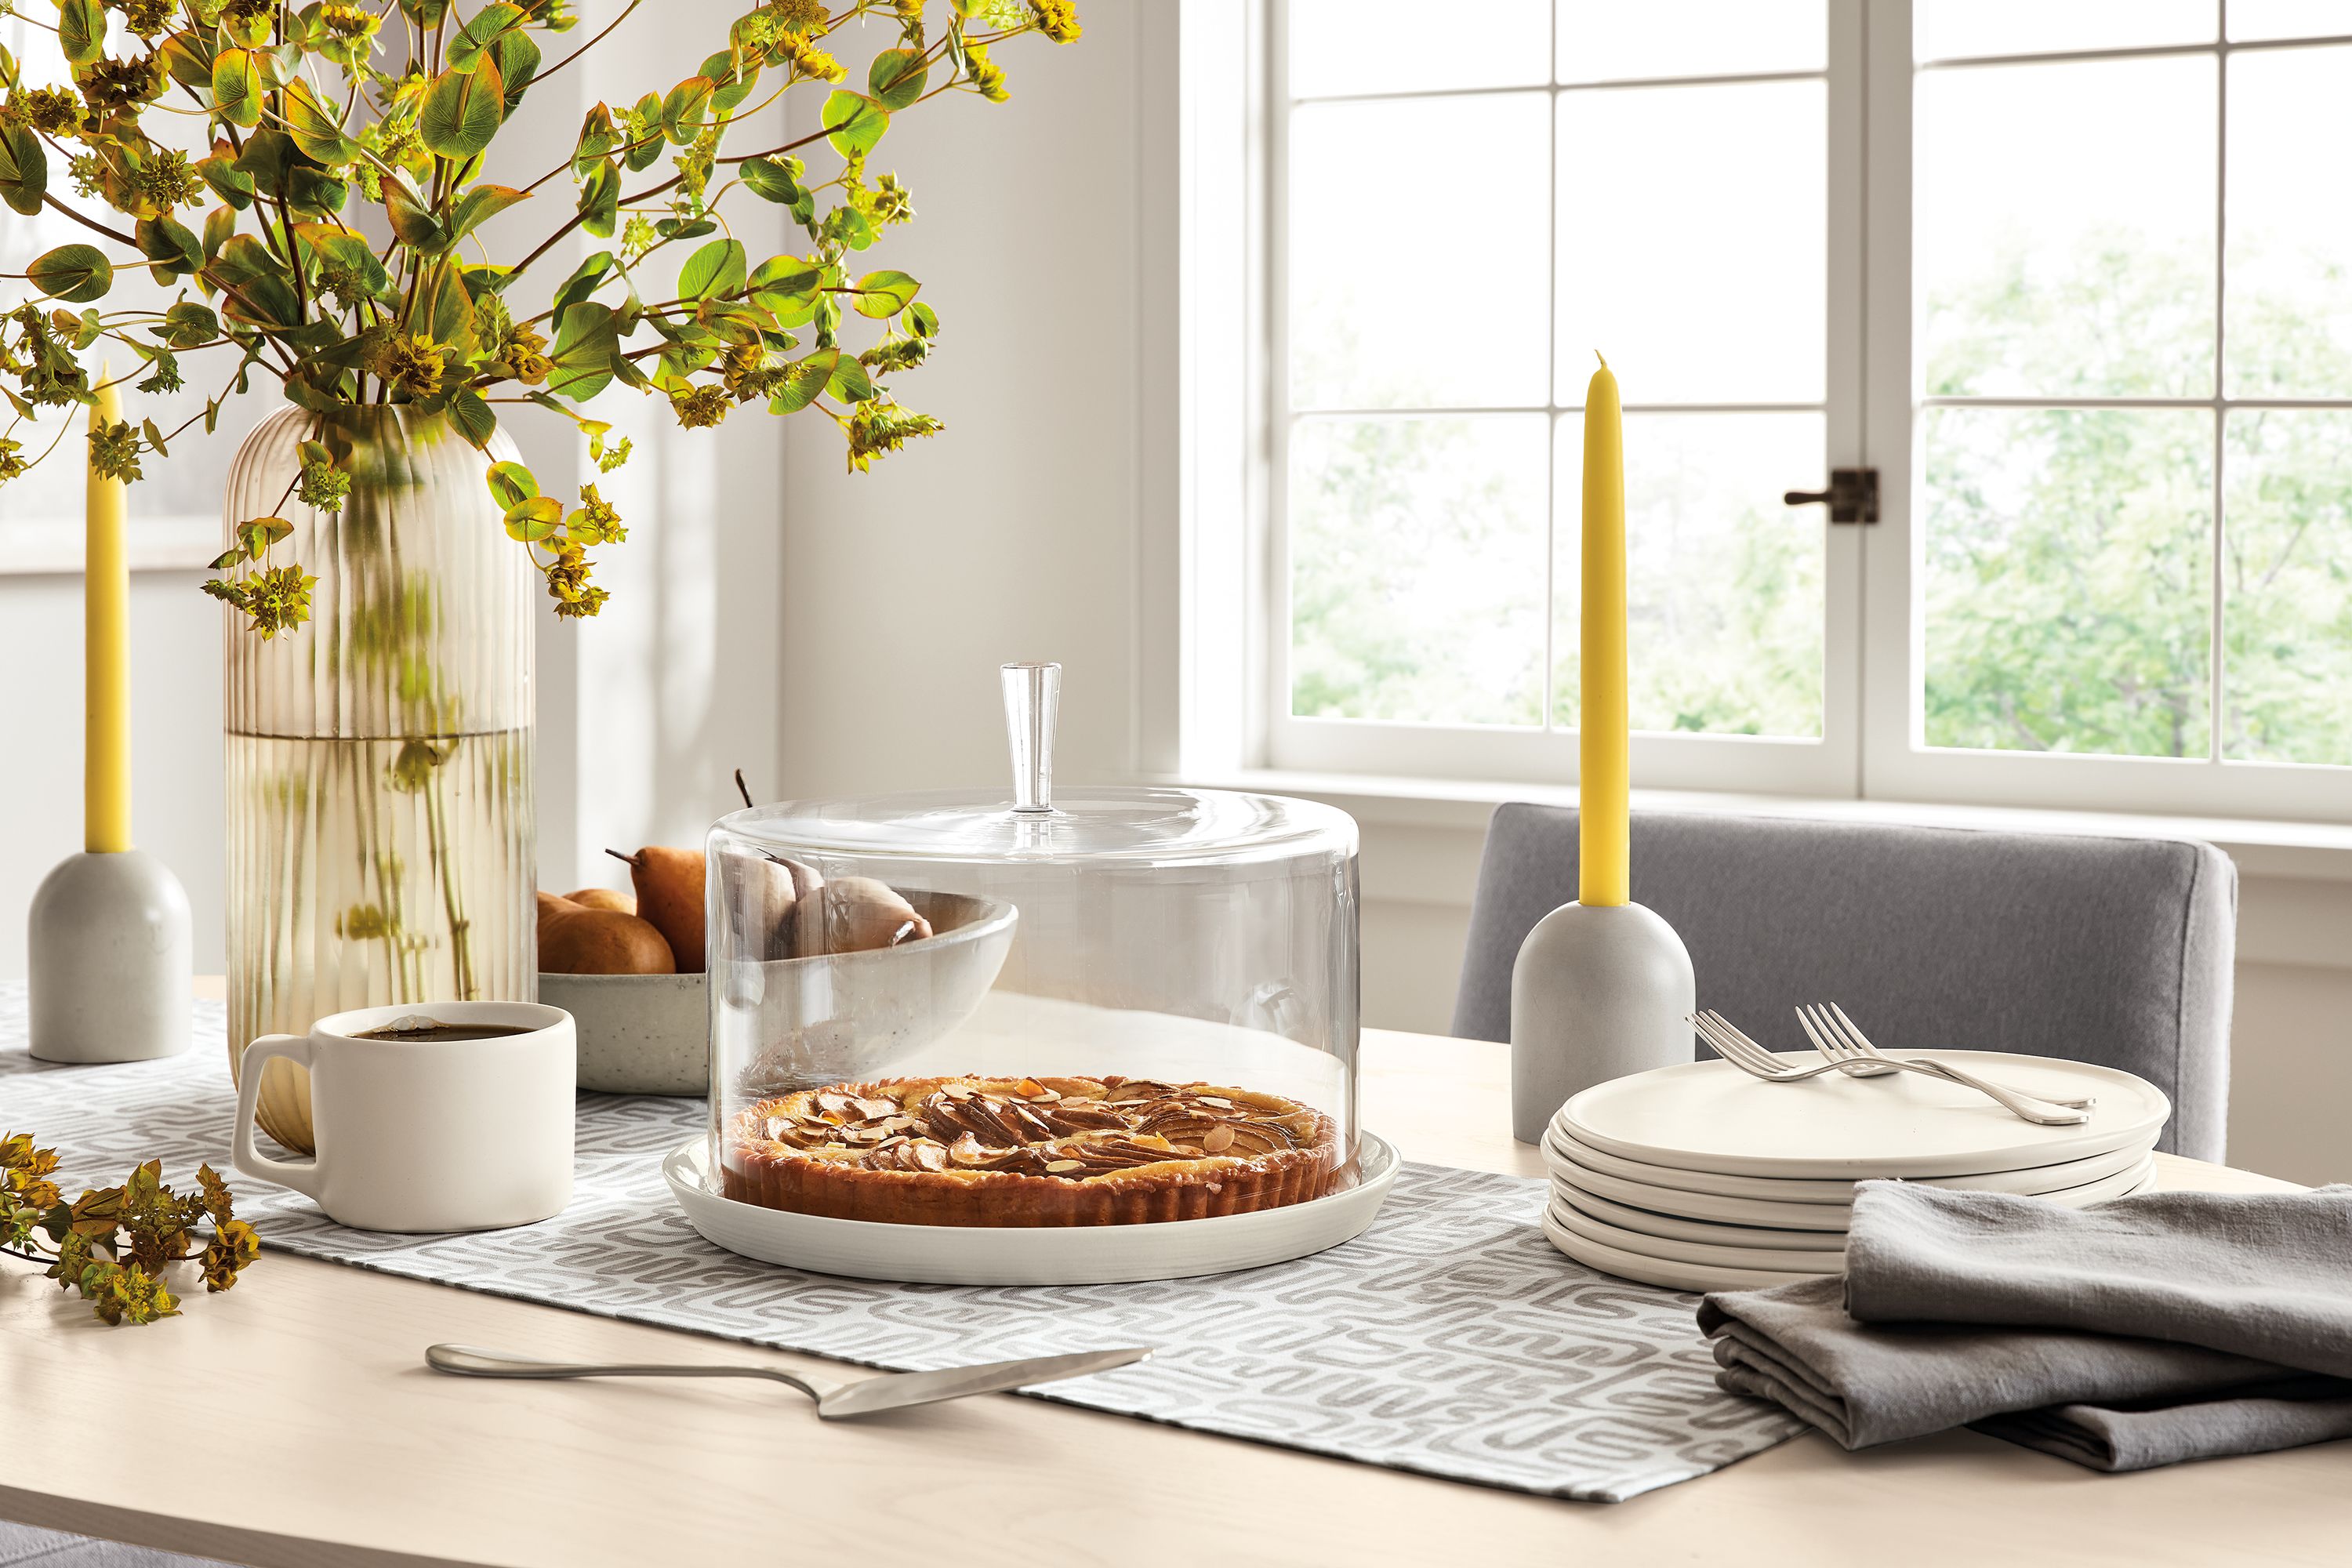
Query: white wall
[[771, 3, 1154, 801], [0, 570, 227, 975]]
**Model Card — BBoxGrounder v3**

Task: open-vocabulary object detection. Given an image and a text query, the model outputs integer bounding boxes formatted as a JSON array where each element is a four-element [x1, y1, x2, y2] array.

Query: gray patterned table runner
[[0, 988, 1798, 1501]]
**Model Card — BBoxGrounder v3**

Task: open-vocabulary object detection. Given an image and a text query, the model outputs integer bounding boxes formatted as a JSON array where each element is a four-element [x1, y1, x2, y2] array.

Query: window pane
[[1552, 412, 1825, 737], [1923, 408, 2212, 759], [1557, 80, 1824, 404], [1916, 1, 2215, 60], [1291, 96, 1550, 410], [1918, 56, 2215, 398], [2227, 45, 2352, 397], [1556, 0, 1824, 83], [1289, 416, 1548, 725], [2228, 0, 2352, 42], [1290, 0, 1549, 98], [2223, 411, 2352, 764]]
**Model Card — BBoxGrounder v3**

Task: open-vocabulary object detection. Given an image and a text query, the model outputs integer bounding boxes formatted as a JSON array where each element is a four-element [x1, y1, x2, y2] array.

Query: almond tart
[[720, 1075, 1342, 1226]]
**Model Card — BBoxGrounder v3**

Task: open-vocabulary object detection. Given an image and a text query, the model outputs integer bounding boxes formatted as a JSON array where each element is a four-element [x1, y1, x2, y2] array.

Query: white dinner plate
[[1540, 1208, 1817, 1294], [1553, 1185, 1848, 1250], [1544, 1163, 2159, 1295], [1544, 1125, 2158, 1202], [1558, 1051, 2169, 1178], [1547, 1193, 1847, 1275], [1545, 1145, 2159, 1229], [663, 1131, 1400, 1286]]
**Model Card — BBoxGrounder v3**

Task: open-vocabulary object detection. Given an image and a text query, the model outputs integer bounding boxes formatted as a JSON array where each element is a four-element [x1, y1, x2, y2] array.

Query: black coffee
[[353, 1022, 536, 1043]]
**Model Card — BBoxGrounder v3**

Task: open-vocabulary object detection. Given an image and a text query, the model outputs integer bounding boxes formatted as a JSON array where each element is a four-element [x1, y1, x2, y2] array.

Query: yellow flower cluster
[[670, 383, 732, 428], [6, 86, 84, 135], [782, 32, 847, 83], [1032, 0, 1081, 44], [370, 333, 456, 398], [494, 321, 554, 387], [964, 43, 1008, 102]]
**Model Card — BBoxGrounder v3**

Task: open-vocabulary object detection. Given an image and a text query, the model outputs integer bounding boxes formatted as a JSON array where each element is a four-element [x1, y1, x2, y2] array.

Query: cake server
[[423, 1342, 1152, 1419]]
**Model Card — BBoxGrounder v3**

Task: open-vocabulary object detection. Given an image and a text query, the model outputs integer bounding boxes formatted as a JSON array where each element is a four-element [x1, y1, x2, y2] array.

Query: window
[[1867, 2, 2352, 815], [1206, 1, 2352, 819]]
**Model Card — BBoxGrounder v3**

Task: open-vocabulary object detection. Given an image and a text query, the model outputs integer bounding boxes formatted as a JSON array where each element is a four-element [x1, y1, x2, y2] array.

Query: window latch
[[1784, 467, 1879, 524]]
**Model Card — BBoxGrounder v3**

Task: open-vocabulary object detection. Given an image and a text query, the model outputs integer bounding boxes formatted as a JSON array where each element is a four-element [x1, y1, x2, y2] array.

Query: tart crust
[[720, 1075, 1342, 1227]]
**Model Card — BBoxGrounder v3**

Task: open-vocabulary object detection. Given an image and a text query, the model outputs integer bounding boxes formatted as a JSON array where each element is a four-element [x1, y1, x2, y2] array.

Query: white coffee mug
[[233, 1001, 576, 1232]]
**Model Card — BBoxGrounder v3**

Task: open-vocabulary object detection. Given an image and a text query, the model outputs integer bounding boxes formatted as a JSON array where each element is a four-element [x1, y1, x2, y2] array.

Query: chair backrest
[[1451, 805, 2238, 1160]]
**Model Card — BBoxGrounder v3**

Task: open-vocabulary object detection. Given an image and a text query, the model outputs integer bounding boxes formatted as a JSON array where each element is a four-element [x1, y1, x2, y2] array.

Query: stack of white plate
[[1541, 1050, 2172, 1293]]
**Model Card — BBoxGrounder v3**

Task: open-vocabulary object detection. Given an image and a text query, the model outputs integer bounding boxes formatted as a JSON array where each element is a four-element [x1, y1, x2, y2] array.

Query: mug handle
[[233, 1034, 321, 1198]]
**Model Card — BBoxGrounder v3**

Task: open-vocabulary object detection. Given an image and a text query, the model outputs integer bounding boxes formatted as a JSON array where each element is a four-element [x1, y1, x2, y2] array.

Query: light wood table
[[4, 1025, 2339, 1568]]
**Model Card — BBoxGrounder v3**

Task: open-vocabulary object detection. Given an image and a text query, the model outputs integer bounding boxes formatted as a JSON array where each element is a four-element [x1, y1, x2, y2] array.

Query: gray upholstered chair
[[1451, 806, 2237, 1160]]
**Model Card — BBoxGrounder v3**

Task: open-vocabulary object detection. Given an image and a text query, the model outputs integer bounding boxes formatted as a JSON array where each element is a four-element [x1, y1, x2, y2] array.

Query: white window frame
[[1860, 4, 2352, 821], [1249, 0, 1867, 799], [1176, 0, 2350, 824]]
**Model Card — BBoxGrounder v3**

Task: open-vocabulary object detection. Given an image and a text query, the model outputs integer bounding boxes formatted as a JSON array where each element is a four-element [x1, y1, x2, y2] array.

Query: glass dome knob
[[1001, 661, 1060, 815]]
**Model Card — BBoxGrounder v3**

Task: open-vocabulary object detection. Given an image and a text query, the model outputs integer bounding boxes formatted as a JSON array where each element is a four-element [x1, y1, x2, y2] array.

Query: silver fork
[[425, 1343, 1151, 1420], [1694, 1009, 2096, 1116], [1690, 1010, 1885, 1083], [1813, 1002, 2094, 1111], [1795, 1004, 2090, 1126]]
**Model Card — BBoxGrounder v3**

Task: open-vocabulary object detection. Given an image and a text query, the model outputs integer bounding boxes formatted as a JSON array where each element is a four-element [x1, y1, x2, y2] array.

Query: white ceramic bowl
[[716, 890, 1018, 1099], [539, 971, 707, 1095]]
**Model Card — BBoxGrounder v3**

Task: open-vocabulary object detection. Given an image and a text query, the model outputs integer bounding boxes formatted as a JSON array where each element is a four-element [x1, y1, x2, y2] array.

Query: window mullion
[[1543, 3, 1561, 736], [2212, 20, 2228, 765]]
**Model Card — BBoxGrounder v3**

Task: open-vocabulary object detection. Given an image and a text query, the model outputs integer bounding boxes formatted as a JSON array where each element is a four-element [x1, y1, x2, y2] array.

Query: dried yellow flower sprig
[[2, 1132, 260, 1327]]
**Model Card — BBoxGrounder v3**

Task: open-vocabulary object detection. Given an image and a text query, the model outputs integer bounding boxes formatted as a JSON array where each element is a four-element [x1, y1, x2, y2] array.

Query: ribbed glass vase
[[223, 405, 536, 1153]]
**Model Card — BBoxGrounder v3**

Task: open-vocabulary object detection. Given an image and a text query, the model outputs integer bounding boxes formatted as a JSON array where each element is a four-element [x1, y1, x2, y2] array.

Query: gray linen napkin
[[1700, 1181, 2352, 1470], [1973, 1379, 2352, 1472]]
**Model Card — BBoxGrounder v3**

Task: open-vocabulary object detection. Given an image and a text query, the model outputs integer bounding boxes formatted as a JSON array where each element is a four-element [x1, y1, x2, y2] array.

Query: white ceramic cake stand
[[664, 1130, 1400, 1287]]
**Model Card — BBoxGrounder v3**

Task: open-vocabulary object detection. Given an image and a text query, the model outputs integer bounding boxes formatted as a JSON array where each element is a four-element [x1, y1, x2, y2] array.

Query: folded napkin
[[1700, 1181, 2352, 1472]]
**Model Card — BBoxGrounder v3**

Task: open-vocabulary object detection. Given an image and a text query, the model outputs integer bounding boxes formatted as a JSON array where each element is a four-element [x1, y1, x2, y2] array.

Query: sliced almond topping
[[951, 1131, 1010, 1166], [766, 1116, 792, 1142], [854, 1096, 898, 1120], [1015, 1077, 1047, 1097], [1200, 1123, 1236, 1152], [913, 1142, 948, 1171], [1195, 1095, 1234, 1109], [1044, 1159, 1083, 1173], [942, 1082, 977, 1101], [910, 1120, 931, 1138]]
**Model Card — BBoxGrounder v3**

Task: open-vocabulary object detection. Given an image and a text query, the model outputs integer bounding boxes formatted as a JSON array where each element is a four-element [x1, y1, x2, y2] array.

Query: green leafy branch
[[0, 0, 1082, 630]]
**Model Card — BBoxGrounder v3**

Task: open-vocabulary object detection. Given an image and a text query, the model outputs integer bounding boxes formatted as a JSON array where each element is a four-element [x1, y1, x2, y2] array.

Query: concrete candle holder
[[28, 848, 192, 1063], [1508, 899, 1695, 1145]]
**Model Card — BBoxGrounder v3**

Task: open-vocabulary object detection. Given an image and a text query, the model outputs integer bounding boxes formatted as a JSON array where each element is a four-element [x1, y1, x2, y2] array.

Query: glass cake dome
[[704, 664, 1362, 1215]]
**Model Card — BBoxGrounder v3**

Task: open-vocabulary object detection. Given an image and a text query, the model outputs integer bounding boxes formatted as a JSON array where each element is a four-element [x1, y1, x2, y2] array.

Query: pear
[[793, 876, 932, 957], [539, 898, 677, 975], [738, 855, 824, 960], [566, 887, 636, 915], [608, 845, 706, 973]]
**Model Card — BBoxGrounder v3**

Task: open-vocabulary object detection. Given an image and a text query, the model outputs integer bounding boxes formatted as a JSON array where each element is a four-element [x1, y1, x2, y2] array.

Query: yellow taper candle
[[1578, 354, 1629, 907], [85, 379, 132, 855]]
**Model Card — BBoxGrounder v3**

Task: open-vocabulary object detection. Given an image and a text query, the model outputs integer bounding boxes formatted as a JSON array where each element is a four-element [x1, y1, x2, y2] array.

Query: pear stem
[[734, 768, 755, 811], [604, 848, 641, 869]]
